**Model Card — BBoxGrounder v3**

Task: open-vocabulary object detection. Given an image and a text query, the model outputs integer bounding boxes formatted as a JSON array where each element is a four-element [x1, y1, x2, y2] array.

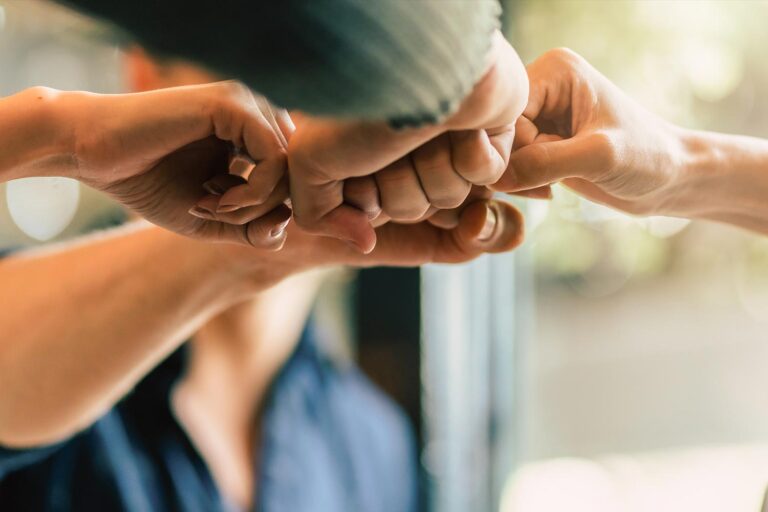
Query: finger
[[228, 149, 257, 178], [514, 116, 540, 149], [442, 199, 525, 259], [289, 175, 377, 253], [336, 199, 524, 267], [371, 211, 391, 228], [426, 184, 495, 229], [449, 128, 512, 186], [206, 83, 288, 211], [322, 205, 377, 253], [253, 96, 293, 147], [344, 176, 381, 220], [202, 173, 247, 196], [196, 203, 293, 249], [191, 179, 289, 225], [375, 156, 431, 221], [509, 185, 553, 200], [427, 208, 462, 229], [210, 82, 286, 163], [493, 133, 613, 192], [286, 115, 442, 252], [514, 116, 565, 151], [273, 109, 296, 140], [217, 152, 287, 211], [411, 133, 471, 209]]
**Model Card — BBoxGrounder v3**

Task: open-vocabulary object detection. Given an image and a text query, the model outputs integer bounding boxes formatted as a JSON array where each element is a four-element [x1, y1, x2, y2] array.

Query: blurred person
[[0, 53, 525, 512], [497, 48, 768, 236], [55, 0, 531, 252]]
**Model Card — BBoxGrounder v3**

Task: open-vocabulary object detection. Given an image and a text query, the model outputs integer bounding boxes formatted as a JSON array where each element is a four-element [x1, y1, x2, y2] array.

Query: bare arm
[[673, 130, 768, 234], [0, 224, 256, 447], [500, 48, 768, 235], [0, 189, 524, 448], [288, 31, 530, 252], [0, 87, 75, 182], [0, 84, 292, 247]]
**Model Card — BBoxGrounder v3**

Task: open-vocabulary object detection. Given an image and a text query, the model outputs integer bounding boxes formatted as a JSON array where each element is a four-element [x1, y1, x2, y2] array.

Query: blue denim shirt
[[0, 325, 418, 512]]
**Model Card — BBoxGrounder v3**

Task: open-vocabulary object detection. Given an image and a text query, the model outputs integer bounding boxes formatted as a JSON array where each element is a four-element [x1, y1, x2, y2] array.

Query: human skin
[[0, 196, 524, 509], [286, 31, 530, 253], [0, 190, 523, 445], [0, 82, 291, 247], [496, 48, 768, 234], [0, 52, 528, 507]]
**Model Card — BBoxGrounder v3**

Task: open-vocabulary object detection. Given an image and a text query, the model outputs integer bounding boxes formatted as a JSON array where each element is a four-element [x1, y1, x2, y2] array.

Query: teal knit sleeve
[[59, 0, 501, 124]]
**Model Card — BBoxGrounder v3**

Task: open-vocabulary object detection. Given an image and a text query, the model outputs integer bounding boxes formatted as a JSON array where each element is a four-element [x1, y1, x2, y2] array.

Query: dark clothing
[[58, 0, 501, 124], [0, 327, 418, 512]]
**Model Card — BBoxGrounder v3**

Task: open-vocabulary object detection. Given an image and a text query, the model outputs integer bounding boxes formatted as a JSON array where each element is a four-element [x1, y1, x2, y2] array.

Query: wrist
[[0, 87, 78, 180], [149, 228, 266, 308], [653, 126, 715, 218], [204, 236, 308, 299], [672, 128, 768, 222]]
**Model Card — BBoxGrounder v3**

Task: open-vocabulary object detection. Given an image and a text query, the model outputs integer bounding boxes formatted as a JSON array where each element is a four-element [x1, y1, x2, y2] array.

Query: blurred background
[[503, 1, 768, 511], [2, 1, 768, 511]]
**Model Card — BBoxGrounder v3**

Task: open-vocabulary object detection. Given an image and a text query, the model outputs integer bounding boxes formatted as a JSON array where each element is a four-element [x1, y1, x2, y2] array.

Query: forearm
[[0, 223, 253, 447], [672, 128, 768, 234], [0, 87, 76, 182]]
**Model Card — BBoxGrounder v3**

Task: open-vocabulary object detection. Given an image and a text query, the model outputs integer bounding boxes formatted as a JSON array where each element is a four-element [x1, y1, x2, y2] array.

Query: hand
[[496, 48, 689, 217], [287, 31, 529, 253], [215, 196, 525, 290], [68, 81, 293, 247]]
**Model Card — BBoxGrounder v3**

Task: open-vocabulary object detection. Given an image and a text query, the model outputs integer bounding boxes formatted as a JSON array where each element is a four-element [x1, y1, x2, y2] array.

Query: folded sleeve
[[58, 0, 501, 124]]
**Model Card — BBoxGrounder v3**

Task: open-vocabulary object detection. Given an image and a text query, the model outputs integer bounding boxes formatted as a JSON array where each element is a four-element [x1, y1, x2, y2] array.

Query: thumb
[[325, 199, 524, 267], [493, 132, 615, 192], [437, 200, 525, 262]]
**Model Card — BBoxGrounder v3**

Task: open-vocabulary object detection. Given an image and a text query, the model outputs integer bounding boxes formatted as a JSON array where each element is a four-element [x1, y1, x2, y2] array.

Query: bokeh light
[[6, 177, 80, 241]]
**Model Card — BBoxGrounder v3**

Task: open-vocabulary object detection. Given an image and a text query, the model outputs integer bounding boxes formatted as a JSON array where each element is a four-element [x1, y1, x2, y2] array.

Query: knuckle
[[375, 167, 414, 188], [382, 202, 429, 222], [413, 156, 447, 177], [454, 152, 500, 185], [524, 144, 551, 171], [221, 80, 251, 100], [429, 195, 467, 210], [425, 187, 471, 209]]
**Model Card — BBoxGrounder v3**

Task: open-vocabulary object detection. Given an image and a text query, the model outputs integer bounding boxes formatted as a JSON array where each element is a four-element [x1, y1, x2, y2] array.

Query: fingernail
[[216, 204, 241, 213], [229, 154, 256, 176], [269, 224, 287, 238], [203, 181, 225, 195], [189, 206, 215, 220], [478, 204, 498, 242], [344, 239, 366, 254]]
